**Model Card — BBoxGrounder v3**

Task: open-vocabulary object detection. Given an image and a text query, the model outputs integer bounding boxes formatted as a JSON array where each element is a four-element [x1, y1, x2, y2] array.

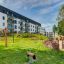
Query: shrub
[[21, 33, 30, 38], [17, 33, 48, 40]]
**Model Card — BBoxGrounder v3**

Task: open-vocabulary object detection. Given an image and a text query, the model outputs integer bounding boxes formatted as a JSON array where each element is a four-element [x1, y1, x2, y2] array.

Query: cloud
[[0, 0, 63, 14], [36, 0, 64, 15], [0, 0, 64, 32], [1, 0, 63, 10], [0, 0, 5, 4], [41, 23, 54, 32], [30, 0, 63, 9]]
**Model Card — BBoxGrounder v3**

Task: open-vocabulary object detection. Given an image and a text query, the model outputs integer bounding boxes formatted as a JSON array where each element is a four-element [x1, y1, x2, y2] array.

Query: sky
[[0, 0, 64, 32]]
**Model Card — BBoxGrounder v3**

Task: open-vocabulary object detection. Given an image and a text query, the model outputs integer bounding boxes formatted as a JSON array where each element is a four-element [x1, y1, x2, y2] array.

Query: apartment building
[[45, 32, 54, 38], [0, 5, 41, 33], [40, 27, 46, 35]]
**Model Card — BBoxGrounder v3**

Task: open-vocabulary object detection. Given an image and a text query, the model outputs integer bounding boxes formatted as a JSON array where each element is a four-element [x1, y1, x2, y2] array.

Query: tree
[[53, 24, 57, 37], [57, 5, 64, 36], [58, 5, 64, 21], [58, 19, 64, 35]]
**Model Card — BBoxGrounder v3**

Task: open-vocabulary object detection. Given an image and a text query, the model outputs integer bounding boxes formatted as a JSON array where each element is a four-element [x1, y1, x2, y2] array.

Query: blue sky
[[0, 0, 64, 32]]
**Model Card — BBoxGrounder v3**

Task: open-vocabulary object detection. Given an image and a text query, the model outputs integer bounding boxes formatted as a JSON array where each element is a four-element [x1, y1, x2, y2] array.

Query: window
[[14, 20, 17, 24], [3, 16, 5, 20], [33, 26, 34, 28], [31, 29, 32, 31], [20, 22, 23, 25], [3, 10, 5, 13], [19, 21, 21, 24], [31, 25, 32, 27], [18, 26, 20, 29], [27, 20, 29, 22], [15, 25, 17, 29], [33, 29, 34, 31], [35, 26, 36, 29], [3, 23, 5, 26]]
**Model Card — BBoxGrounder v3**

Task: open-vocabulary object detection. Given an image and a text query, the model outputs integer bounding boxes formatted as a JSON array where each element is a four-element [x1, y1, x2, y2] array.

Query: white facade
[[29, 23, 36, 33], [0, 12, 7, 30], [0, 5, 41, 34], [45, 32, 54, 38], [40, 27, 46, 35], [14, 18, 21, 33], [21, 19, 25, 33], [0, 11, 41, 33]]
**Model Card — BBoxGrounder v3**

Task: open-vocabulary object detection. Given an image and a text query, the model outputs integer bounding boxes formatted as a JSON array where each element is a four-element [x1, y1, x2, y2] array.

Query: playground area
[[0, 35, 64, 64]]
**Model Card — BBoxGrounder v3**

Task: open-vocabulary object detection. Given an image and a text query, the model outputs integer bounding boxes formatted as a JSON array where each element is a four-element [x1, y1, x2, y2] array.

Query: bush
[[21, 33, 30, 38], [16, 33, 48, 40]]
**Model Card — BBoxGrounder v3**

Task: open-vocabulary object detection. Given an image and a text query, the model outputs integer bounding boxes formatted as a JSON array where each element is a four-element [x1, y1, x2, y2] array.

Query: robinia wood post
[[4, 28, 8, 47], [13, 27, 14, 43], [11, 16, 14, 43]]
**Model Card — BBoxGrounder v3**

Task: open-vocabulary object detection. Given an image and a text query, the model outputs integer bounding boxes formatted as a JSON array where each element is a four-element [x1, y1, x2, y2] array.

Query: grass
[[0, 35, 64, 64]]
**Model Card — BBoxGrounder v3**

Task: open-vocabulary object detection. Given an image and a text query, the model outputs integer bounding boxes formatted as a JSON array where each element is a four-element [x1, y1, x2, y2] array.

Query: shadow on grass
[[0, 45, 64, 64]]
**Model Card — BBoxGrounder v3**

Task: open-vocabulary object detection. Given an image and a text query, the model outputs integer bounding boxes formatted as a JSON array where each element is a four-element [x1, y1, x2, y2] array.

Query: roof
[[0, 5, 41, 26]]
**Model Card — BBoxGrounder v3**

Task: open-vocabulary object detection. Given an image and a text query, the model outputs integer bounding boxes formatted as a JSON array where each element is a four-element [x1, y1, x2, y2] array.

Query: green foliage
[[53, 25, 57, 33], [59, 5, 64, 20], [21, 33, 30, 38], [57, 5, 64, 36], [58, 20, 64, 35], [57, 5, 64, 21], [53, 24, 57, 37], [20, 33, 48, 40], [0, 31, 4, 37], [0, 38, 64, 64]]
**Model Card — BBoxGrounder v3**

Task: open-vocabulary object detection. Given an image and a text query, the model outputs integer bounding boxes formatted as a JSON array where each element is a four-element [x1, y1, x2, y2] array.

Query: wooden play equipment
[[3, 28, 8, 47]]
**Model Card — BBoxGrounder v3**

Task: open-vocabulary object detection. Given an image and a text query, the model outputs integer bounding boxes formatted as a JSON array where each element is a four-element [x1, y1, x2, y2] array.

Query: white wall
[[0, 12, 41, 34], [21, 20, 25, 33], [29, 23, 36, 33], [0, 12, 7, 30], [40, 27, 45, 35], [14, 18, 21, 33]]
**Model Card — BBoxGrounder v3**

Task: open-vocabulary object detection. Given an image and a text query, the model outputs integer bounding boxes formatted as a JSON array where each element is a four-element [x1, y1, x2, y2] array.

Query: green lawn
[[0, 36, 64, 64]]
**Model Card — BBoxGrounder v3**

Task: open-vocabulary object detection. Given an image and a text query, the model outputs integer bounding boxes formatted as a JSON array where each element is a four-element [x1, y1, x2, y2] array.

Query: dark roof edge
[[0, 5, 41, 26]]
